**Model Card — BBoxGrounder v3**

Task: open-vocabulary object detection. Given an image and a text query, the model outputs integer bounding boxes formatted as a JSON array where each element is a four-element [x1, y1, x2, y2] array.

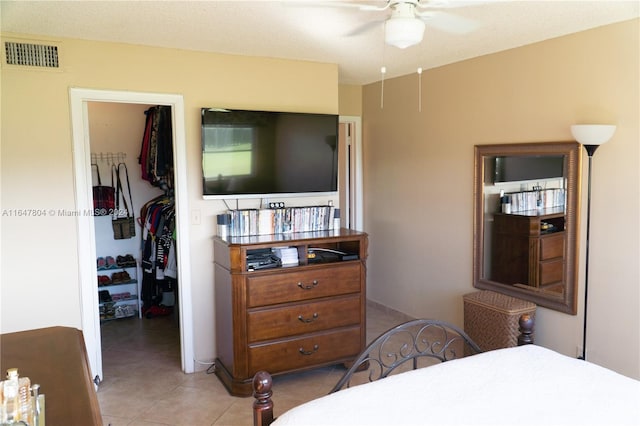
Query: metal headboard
[[329, 319, 483, 393]]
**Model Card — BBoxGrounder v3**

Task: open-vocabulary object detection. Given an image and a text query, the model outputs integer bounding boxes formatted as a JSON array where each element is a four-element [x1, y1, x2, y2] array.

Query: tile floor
[[98, 302, 411, 426]]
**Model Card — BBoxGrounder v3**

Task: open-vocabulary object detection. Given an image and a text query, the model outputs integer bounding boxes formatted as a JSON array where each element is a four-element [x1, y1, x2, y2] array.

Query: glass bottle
[[17, 375, 32, 425], [2, 368, 19, 423]]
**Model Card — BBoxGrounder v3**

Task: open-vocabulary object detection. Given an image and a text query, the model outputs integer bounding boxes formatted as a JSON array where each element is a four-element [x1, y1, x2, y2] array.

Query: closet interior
[[89, 102, 179, 351]]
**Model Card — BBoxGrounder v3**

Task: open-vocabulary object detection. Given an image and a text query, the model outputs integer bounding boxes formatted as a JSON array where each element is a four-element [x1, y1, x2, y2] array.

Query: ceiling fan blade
[[345, 19, 384, 36], [416, 0, 495, 10], [419, 10, 479, 34], [283, 0, 390, 11]]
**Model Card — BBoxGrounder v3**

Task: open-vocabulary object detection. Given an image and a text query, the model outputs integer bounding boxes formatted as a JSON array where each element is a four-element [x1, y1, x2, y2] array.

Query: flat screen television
[[493, 155, 564, 183], [201, 108, 339, 199]]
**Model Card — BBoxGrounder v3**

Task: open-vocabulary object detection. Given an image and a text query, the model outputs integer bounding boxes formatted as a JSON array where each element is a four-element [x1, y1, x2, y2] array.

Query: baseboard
[[366, 299, 414, 322]]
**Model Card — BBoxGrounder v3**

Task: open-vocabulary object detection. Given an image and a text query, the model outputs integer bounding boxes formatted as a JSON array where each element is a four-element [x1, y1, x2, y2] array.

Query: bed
[[252, 315, 640, 426]]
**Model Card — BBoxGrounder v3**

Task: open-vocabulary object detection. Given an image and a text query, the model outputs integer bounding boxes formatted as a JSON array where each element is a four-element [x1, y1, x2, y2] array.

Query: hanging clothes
[[139, 194, 177, 318], [139, 106, 173, 190]]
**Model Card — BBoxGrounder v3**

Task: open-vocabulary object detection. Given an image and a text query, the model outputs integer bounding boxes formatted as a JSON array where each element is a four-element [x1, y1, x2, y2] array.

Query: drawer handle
[[297, 280, 318, 290], [298, 312, 319, 323], [299, 344, 319, 355]]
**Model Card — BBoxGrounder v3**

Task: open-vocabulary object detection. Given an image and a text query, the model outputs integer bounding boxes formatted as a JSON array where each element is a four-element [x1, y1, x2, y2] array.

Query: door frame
[[70, 88, 194, 382], [339, 116, 363, 231]]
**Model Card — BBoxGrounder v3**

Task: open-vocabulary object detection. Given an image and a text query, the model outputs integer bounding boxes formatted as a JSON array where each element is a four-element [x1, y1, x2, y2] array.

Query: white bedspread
[[272, 345, 640, 426]]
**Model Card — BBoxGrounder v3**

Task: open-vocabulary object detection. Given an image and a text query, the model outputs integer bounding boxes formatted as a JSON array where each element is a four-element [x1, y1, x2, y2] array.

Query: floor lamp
[[570, 124, 616, 361]]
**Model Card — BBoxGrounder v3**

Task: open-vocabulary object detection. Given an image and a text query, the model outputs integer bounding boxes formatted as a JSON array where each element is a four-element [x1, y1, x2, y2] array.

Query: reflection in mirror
[[473, 142, 581, 314]]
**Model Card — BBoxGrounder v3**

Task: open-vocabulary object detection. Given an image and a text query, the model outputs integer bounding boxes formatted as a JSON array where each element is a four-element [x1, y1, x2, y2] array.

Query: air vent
[[5, 41, 59, 68]]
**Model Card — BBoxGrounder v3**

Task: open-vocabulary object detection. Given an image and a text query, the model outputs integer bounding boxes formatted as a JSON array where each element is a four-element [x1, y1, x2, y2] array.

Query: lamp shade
[[570, 124, 616, 146], [385, 17, 425, 49]]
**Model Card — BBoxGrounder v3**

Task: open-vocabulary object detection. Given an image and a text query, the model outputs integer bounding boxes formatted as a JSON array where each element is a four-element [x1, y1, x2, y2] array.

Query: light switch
[[191, 209, 201, 225]]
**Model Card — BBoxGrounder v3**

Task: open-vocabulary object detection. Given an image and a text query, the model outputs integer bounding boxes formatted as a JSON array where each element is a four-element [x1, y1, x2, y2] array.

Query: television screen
[[494, 155, 564, 183], [201, 108, 339, 198]]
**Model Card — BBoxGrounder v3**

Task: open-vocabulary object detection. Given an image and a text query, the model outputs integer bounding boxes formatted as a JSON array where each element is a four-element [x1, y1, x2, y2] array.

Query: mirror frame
[[473, 142, 581, 315]]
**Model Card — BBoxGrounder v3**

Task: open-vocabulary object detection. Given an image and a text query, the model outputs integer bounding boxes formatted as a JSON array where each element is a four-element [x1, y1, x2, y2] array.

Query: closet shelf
[[97, 265, 136, 271], [99, 295, 138, 306], [98, 279, 138, 287]]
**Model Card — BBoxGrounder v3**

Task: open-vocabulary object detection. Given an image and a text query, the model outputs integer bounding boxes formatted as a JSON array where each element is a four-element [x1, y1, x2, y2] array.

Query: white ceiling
[[1, 0, 638, 85]]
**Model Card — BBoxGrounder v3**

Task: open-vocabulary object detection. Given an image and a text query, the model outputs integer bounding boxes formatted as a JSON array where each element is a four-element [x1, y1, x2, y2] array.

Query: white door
[[69, 88, 195, 384]]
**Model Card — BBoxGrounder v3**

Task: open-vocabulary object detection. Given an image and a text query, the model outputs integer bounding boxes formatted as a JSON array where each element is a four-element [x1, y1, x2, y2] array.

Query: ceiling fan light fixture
[[385, 17, 425, 49]]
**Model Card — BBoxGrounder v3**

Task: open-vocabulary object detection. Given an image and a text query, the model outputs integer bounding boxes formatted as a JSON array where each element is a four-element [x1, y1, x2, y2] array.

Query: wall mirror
[[473, 142, 581, 314]]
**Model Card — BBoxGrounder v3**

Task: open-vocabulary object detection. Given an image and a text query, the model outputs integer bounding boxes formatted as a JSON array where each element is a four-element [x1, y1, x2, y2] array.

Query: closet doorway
[[70, 89, 194, 385]]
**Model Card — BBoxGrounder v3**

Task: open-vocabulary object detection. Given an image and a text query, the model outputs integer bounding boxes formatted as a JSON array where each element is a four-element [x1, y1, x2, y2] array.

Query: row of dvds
[[226, 206, 338, 237], [506, 188, 565, 213]]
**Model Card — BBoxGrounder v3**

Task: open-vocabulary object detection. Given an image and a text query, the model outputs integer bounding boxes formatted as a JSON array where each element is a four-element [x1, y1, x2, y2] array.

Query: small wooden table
[[1, 326, 102, 425]]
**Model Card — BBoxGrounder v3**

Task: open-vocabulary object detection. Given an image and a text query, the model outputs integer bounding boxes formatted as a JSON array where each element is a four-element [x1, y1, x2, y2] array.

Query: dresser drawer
[[248, 327, 361, 376], [247, 295, 361, 342], [540, 233, 564, 260], [539, 259, 564, 286], [246, 263, 361, 307]]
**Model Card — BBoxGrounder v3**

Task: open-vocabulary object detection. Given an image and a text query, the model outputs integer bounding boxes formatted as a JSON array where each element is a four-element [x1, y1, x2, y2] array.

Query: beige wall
[[0, 34, 338, 368], [2, 18, 638, 380], [362, 19, 639, 378], [338, 84, 362, 116]]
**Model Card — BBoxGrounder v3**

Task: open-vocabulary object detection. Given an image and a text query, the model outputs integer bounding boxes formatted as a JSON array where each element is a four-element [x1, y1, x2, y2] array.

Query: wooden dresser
[[213, 229, 368, 396], [491, 208, 565, 292]]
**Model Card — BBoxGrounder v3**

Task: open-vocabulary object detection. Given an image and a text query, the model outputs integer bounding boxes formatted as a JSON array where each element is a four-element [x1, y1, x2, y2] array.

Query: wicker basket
[[463, 290, 536, 352]]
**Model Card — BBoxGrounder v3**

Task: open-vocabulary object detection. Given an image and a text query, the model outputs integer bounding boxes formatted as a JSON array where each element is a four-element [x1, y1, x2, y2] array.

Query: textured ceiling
[[1, 0, 638, 85]]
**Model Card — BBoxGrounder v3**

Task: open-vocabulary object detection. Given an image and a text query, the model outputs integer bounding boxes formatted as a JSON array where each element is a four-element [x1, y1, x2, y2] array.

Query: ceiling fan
[[303, 0, 482, 49]]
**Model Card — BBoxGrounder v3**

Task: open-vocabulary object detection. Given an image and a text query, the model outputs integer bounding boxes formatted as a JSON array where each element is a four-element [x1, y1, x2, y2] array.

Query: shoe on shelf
[[97, 257, 107, 270], [98, 290, 112, 303], [117, 254, 137, 268], [110, 271, 131, 283], [115, 305, 134, 318], [105, 256, 118, 269]]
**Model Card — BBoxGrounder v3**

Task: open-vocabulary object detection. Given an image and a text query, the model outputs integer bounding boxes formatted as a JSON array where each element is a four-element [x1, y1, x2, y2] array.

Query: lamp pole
[[571, 124, 616, 361], [580, 144, 599, 361]]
